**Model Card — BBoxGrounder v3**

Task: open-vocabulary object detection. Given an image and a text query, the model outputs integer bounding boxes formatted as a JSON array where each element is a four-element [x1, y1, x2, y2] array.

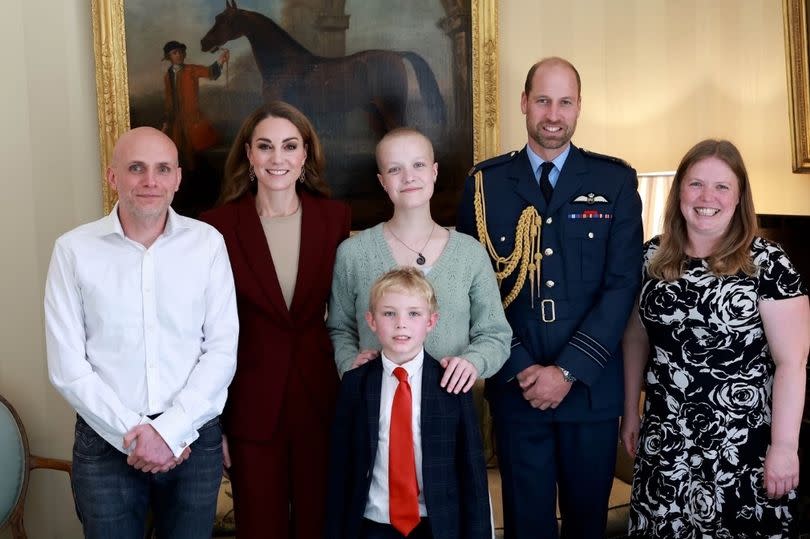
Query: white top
[[44, 205, 239, 457], [364, 350, 427, 523]]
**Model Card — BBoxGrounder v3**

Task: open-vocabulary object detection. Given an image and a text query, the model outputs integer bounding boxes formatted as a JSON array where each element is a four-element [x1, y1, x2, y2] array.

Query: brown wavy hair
[[648, 139, 757, 281], [217, 101, 331, 205]]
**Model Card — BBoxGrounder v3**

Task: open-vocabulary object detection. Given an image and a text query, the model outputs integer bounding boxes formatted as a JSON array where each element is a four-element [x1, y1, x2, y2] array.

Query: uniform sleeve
[[556, 169, 644, 386], [756, 239, 808, 301], [327, 240, 363, 376], [150, 233, 239, 456], [459, 244, 512, 379]]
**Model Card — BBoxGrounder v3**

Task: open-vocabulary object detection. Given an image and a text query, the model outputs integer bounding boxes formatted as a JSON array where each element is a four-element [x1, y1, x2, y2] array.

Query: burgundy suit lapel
[[233, 193, 291, 323]]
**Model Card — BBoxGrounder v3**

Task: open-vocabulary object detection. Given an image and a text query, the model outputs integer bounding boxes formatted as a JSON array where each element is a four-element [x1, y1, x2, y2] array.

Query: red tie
[[389, 367, 420, 536]]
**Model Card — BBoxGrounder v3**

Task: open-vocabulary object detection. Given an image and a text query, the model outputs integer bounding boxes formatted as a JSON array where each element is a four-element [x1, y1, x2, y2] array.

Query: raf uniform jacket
[[457, 144, 643, 422], [201, 191, 351, 441], [325, 352, 491, 539]]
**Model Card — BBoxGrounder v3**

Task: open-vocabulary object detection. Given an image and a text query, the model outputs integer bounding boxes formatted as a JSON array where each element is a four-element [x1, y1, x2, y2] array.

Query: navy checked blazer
[[457, 144, 643, 422], [324, 351, 491, 539]]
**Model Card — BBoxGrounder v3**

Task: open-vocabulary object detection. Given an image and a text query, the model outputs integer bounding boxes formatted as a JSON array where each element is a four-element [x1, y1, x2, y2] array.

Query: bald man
[[45, 127, 238, 539]]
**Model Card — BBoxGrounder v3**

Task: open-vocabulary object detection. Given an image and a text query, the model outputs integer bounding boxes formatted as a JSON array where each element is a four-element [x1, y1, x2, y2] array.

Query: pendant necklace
[[386, 222, 436, 266]]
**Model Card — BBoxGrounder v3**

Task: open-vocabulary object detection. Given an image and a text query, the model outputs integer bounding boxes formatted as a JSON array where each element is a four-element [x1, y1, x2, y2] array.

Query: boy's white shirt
[[363, 349, 427, 523]]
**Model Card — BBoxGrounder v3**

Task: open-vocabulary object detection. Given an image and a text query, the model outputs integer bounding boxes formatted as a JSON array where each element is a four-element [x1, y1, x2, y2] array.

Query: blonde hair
[[368, 267, 438, 313], [648, 139, 757, 281], [374, 127, 435, 172]]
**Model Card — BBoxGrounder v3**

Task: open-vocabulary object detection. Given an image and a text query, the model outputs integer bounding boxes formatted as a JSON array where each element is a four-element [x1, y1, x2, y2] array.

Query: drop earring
[[249, 165, 256, 182]]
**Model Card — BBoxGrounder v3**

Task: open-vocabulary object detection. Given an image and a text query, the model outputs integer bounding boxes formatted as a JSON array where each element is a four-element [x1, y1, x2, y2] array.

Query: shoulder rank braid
[[473, 169, 542, 309]]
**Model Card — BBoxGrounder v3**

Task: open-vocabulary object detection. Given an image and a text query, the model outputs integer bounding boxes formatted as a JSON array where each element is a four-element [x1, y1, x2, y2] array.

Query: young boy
[[325, 268, 492, 539]]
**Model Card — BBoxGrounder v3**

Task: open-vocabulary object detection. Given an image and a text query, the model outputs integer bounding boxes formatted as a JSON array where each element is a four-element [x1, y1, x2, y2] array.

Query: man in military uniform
[[457, 57, 643, 538]]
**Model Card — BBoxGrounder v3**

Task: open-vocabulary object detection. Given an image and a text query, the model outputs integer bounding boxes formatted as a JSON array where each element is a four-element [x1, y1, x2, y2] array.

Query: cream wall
[[0, 0, 807, 537], [499, 0, 810, 215], [1, 0, 99, 537]]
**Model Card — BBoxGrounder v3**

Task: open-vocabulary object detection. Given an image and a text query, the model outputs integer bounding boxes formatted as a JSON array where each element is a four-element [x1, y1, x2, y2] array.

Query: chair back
[[0, 394, 29, 530]]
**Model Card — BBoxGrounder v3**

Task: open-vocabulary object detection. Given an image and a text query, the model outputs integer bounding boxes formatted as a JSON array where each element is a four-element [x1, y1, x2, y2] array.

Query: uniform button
[[500, 236, 506, 242], [546, 217, 553, 225], [546, 280, 555, 288], [588, 232, 594, 239], [544, 248, 554, 256]]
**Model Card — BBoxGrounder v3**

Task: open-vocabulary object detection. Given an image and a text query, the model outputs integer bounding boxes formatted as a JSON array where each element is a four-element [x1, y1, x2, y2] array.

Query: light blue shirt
[[526, 144, 571, 188]]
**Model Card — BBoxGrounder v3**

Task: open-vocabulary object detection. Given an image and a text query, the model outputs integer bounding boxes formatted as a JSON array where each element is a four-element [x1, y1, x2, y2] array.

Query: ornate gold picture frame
[[784, 0, 810, 172], [91, 0, 499, 226]]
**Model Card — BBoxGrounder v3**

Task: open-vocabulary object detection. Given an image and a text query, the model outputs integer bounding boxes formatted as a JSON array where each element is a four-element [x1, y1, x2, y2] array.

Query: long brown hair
[[217, 101, 331, 205], [649, 139, 757, 281]]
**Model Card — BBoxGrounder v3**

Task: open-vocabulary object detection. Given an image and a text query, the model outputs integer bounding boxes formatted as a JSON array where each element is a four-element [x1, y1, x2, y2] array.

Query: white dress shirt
[[44, 205, 238, 457], [364, 350, 428, 523]]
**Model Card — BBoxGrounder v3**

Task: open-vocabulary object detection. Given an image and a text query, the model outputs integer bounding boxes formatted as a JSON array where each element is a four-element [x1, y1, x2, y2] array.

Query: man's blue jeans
[[71, 415, 223, 539]]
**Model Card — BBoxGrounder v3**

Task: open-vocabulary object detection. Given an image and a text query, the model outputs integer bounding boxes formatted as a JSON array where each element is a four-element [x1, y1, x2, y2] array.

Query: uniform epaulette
[[580, 148, 633, 169], [466, 150, 519, 177]]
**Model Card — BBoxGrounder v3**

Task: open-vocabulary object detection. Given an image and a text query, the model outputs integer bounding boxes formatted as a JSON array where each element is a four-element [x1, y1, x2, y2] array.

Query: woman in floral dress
[[620, 139, 809, 538]]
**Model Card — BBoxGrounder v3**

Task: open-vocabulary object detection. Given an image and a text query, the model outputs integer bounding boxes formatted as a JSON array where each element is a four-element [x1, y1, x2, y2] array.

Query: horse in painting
[[201, 0, 446, 134]]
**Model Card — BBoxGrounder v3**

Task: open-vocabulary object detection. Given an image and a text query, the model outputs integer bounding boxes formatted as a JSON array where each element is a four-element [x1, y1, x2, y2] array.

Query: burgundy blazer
[[201, 191, 351, 441]]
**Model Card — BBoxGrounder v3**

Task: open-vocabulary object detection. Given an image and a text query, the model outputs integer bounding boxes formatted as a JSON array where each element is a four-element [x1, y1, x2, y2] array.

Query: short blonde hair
[[374, 127, 435, 172], [368, 267, 438, 313]]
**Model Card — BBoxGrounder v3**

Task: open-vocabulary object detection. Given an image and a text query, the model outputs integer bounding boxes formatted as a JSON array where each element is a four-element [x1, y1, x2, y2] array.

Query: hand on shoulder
[[439, 356, 478, 394]]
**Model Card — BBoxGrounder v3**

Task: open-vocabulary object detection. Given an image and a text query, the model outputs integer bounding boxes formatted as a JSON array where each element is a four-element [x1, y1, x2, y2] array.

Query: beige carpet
[[213, 468, 632, 537], [487, 467, 632, 536]]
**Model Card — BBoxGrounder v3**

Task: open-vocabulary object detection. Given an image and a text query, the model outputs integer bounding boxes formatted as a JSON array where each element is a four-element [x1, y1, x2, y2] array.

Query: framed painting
[[91, 0, 499, 228], [785, 0, 810, 172]]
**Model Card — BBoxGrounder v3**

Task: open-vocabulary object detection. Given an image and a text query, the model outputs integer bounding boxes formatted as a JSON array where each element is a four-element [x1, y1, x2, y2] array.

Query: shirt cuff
[[149, 407, 199, 458]]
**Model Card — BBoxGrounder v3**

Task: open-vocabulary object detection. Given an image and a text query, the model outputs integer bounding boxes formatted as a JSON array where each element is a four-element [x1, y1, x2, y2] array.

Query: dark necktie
[[389, 367, 420, 536], [539, 161, 555, 203]]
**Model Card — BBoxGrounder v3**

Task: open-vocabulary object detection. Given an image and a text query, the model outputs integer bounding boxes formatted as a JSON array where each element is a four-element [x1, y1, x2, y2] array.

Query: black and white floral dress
[[629, 236, 807, 539]]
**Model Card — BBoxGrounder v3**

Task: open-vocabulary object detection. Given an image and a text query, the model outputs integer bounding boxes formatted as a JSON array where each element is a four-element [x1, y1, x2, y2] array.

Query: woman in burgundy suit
[[201, 101, 351, 538]]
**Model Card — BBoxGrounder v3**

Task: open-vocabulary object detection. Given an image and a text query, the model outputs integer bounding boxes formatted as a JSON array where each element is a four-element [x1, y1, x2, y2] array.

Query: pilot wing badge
[[572, 192, 609, 204]]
